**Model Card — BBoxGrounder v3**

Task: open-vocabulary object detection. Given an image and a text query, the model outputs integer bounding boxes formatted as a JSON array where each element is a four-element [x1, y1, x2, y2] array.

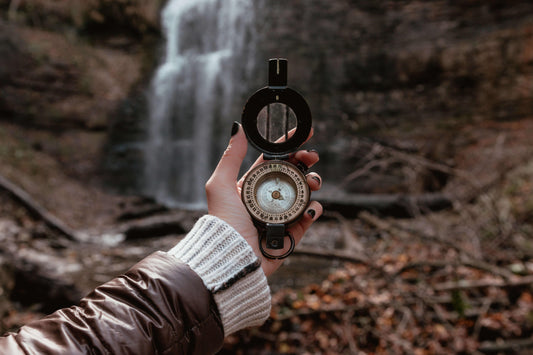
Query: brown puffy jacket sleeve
[[0, 252, 224, 354]]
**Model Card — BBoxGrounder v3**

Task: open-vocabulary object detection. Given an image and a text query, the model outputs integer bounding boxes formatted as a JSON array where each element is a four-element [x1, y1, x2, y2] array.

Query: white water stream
[[144, 0, 257, 208]]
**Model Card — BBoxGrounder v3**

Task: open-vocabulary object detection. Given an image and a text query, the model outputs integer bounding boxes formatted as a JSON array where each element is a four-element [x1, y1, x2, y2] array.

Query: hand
[[206, 122, 323, 277]]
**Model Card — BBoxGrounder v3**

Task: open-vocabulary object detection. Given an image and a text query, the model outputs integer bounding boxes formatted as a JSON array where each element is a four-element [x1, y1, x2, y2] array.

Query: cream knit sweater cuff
[[168, 215, 271, 336]]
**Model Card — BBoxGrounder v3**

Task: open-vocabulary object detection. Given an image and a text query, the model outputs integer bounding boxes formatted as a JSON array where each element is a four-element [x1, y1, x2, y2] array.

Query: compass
[[241, 58, 312, 259]]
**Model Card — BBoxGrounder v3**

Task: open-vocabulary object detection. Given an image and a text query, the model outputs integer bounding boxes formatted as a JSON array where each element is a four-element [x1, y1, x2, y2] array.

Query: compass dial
[[256, 174, 297, 213], [242, 161, 310, 225]]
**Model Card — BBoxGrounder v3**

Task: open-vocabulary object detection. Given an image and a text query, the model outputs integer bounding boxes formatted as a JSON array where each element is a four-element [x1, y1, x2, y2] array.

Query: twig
[[396, 306, 413, 336], [293, 247, 370, 264], [433, 275, 533, 292], [395, 259, 514, 280], [478, 337, 533, 354], [342, 139, 480, 194], [416, 290, 456, 334], [273, 303, 368, 322], [340, 159, 386, 188], [358, 211, 460, 253], [473, 298, 492, 340], [360, 211, 514, 280], [0, 174, 78, 240], [343, 311, 358, 354], [328, 211, 365, 253]]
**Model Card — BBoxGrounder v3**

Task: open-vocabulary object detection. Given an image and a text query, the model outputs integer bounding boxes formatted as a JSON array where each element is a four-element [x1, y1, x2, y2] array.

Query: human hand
[[206, 122, 323, 277]]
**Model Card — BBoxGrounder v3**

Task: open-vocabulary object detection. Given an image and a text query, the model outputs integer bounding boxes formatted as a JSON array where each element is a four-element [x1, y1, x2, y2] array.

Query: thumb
[[210, 122, 248, 185]]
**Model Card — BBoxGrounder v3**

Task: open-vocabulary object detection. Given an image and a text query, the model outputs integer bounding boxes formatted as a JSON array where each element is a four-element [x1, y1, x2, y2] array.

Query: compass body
[[241, 58, 313, 259], [242, 161, 309, 224]]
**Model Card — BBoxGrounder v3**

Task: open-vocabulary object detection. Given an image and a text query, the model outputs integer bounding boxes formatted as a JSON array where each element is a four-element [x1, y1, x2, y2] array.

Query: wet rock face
[[258, 0, 533, 132], [0, 0, 161, 190], [0, 21, 35, 121], [252, 0, 533, 191], [0, 0, 162, 35], [2, 0, 533, 196], [0, 0, 161, 130]]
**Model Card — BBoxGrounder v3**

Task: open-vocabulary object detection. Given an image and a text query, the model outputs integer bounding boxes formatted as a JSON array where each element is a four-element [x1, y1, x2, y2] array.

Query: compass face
[[242, 161, 310, 225]]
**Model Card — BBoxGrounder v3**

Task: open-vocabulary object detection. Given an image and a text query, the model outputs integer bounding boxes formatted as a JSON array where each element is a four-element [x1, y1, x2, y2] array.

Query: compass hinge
[[265, 223, 285, 249], [263, 153, 290, 160]]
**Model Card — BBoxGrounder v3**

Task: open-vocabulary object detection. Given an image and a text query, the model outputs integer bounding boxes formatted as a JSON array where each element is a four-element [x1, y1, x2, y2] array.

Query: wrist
[[168, 215, 271, 335]]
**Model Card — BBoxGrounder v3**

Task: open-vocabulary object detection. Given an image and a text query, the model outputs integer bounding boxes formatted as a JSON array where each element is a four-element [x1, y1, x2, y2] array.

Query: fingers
[[304, 201, 323, 226], [290, 149, 319, 171], [243, 128, 315, 173], [306, 172, 322, 191], [289, 201, 323, 244], [238, 149, 320, 188], [207, 122, 247, 188]]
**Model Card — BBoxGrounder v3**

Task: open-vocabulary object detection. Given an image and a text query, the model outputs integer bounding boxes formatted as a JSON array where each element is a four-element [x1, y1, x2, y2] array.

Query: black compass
[[241, 58, 312, 259]]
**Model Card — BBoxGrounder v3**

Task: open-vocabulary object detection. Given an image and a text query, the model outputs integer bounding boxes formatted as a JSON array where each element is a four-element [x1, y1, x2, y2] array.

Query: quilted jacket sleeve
[[0, 215, 272, 355], [0, 252, 225, 355]]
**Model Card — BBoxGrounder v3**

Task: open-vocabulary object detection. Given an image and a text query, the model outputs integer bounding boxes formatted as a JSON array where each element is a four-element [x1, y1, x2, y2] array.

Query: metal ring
[[259, 232, 295, 260]]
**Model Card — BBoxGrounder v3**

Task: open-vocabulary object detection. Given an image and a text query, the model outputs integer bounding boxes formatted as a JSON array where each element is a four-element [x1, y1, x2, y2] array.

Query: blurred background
[[1, 0, 533, 353]]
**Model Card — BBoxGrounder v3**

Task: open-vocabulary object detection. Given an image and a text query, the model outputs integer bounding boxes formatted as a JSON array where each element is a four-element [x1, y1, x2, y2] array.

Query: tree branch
[[0, 174, 78, 240]]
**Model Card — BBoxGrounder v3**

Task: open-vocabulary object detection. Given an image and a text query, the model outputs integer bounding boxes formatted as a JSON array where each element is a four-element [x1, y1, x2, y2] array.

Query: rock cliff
[[0, 0, 163, 226], [255, 0, 533, 193], [1, 0, 533, 212]]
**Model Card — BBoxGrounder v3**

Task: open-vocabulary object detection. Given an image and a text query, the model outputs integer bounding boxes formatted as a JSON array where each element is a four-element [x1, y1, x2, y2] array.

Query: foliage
[[222, 233, 533, 354], [221, 157, 533, 354]]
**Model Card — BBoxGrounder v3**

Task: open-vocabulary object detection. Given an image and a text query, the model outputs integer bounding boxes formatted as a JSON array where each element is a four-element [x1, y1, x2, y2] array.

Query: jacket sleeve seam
[[167, 304, 222, 352]]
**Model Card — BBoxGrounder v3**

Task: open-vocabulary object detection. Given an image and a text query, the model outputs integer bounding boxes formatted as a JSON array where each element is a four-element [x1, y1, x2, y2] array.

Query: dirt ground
[[2, 115, 533, 352]]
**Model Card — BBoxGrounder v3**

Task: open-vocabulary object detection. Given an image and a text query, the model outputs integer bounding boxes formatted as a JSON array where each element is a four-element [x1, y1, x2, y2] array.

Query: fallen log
[[0, 250, 83, 314], [394, 259, 515, 280], [0, 174, 78, 240], [315, 192, 453, 218], [9, 255, 83, 314], [123, 219, 187, 240], [118, 212, 203, 240]]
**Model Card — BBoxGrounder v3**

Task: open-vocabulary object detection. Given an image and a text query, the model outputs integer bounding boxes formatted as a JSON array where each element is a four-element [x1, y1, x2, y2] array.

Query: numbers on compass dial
[[242, 160, 310, 225]]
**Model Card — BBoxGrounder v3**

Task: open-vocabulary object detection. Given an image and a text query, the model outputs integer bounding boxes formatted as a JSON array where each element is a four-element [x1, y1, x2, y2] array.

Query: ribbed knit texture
[[168, 215, 271, 336]]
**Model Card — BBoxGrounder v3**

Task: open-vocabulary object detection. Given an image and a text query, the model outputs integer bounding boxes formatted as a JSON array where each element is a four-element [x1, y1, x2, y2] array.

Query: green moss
[[451, 289, 470, 318]]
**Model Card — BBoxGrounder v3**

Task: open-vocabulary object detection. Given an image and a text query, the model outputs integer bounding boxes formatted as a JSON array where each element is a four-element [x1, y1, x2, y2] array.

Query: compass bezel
[[242, 161, 310, 225]]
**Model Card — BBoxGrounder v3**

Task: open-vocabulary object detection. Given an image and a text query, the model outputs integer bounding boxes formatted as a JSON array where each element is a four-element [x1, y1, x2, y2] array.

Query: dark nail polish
[[311, 176, 321, 185], [307, 209, 316, 219], [231, 121, 239, 137]]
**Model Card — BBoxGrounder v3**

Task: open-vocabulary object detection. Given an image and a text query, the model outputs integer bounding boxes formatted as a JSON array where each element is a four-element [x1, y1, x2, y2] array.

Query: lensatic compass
[[241, 58, 312, 259]]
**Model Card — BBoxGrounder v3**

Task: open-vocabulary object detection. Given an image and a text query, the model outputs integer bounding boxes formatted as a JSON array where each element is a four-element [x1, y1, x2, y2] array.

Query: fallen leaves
[[221, 215, 533, 354]]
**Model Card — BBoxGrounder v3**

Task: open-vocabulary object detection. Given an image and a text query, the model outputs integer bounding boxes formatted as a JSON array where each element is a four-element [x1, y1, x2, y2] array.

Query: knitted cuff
[[168, 215, 271, 336]]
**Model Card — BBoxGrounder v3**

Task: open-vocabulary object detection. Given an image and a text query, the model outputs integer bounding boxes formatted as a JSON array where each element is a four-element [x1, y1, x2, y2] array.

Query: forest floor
[[1, 118, 533, 354]]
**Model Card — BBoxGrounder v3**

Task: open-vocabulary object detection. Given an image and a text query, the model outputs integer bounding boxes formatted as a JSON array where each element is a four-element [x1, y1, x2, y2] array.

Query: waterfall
[[144, 0, 257, 208]]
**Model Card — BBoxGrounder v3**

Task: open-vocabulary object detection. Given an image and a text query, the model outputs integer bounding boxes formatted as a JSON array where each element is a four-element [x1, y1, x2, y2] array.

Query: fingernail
[[311, 176, 321, 185], [307, 149, 319, 154], [231, 121, 240, 137], [307, 209, 316, 219]]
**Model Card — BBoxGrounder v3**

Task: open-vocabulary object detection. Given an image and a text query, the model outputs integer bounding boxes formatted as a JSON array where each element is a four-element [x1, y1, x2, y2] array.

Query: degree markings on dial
[[242, 161, 309, 224]]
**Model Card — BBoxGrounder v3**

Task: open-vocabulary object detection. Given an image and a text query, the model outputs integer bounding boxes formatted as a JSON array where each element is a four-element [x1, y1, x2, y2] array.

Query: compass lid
[[241, 59, 312, 157]]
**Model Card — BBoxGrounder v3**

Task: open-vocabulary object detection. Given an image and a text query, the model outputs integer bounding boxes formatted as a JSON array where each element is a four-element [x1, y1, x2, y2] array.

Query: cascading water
[[144, 0, 258, 208]]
